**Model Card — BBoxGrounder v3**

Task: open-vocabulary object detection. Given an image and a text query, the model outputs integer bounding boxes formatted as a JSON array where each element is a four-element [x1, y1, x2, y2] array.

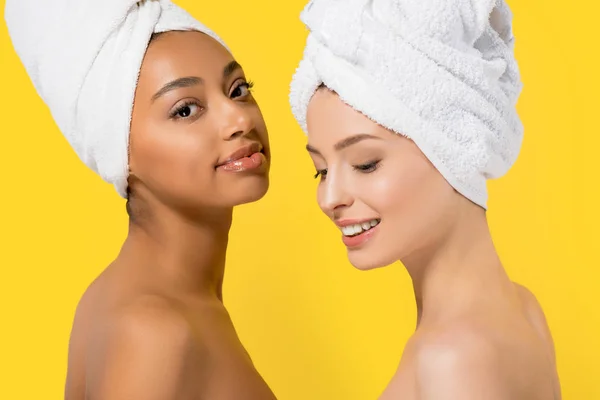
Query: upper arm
[[416, 338, 508, 400], [91, 301, 196, 400]]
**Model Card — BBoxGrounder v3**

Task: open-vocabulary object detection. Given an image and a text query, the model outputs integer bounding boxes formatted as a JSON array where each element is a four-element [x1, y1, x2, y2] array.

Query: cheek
[[365, 159, 426, 211], [369, 157, 455, 251], [131, 123, 217, 193], [365, 157, 449, 225]]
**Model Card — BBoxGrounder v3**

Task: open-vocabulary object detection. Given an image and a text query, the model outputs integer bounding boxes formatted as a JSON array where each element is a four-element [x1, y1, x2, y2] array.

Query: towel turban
[[289, 0, 523, 208], [5, 0, 229, 197]]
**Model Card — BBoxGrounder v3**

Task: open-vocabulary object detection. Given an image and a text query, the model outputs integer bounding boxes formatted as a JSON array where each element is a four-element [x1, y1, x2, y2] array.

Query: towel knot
[[301, 0, 370, 61], [378, 0, 497, 47]]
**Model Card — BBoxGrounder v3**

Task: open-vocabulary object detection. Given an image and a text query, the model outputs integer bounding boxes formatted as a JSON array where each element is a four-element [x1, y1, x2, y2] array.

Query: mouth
[[216, 142, 267, 172], [336, 218, 381, 248]]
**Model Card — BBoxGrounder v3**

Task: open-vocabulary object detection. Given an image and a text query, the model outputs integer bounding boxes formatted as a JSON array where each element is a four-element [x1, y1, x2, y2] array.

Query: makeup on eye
[[353, 159, 381, 173], [230, 79, 254, 98], [167, 79, 255, 121], [169, 100, 203, 120], [314, 168, 327, 179], [313, 159, 381, 180]]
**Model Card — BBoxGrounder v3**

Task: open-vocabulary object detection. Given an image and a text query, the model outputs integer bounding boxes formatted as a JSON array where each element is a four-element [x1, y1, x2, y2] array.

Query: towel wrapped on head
[[5, 0, 228, 197], [289, 0, 523, 209]]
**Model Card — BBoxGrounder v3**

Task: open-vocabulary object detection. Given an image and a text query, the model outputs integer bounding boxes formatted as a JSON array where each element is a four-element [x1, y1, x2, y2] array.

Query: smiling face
[[128, 31, 270, 214], [306, 88, 461, 270]]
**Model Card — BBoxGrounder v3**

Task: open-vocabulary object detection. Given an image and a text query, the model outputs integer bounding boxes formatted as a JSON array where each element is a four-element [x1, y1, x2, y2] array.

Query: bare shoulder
[[88, 295, 202, 399], [514, 283, 551, 326], [513, 283, 557, 357], [109, 295, 194, 344], [514, 283, 545, 316], [412, 323, 513, 400]]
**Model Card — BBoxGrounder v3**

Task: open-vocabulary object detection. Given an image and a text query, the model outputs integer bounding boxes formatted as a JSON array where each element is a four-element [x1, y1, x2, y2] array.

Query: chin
[[347, 247, 398, 271], [231, 176, 269, 206]]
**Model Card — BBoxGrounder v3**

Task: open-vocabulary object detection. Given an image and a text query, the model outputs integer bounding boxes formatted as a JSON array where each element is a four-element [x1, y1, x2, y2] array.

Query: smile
[[340, 219, 380, 237], [336, 218, 381, 248]]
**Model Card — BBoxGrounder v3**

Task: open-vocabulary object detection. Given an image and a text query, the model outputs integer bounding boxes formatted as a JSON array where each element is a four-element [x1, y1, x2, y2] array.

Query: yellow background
[[0, 0, 598, 398]]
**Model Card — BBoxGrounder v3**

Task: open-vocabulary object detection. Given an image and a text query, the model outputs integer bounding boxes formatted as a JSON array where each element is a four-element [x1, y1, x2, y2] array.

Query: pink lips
[[335, 218, 381, 249], [341, 226, 379, 248], [216, 142, 266, 172]]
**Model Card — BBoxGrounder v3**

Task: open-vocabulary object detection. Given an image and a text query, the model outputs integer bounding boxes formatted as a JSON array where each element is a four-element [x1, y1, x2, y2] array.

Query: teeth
[[341, 219, 380, 236]]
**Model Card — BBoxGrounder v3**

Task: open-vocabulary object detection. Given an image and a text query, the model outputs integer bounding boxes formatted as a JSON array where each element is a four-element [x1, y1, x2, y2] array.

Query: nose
[[318, 168, 353, 218], [218, 98, 254, 141]]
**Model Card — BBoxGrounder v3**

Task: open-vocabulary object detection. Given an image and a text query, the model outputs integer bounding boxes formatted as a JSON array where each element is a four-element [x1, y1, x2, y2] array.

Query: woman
[[290, 0, 561, 398], [6, 0, 276, 398]]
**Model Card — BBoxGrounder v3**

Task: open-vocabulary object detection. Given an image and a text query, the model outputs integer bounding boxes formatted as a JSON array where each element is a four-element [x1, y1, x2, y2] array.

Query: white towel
[[5, 0, 228, 198], [289, 0, 523, 209]]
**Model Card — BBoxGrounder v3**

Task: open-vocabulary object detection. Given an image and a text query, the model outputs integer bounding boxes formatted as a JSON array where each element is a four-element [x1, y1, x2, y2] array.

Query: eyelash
[[354, 160, 380, 173], [313, 160, 381, 180], [169, 80, 255, 120], [233, 80, 254, 97], [169, 100, 200, 119], [314, 169, 327, 179]]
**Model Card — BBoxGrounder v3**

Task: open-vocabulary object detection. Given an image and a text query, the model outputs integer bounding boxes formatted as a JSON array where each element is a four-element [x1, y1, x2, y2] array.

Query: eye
[[353, 160, 380, 173], [314, 168, 328, 180], [170, 101, 202, 120], [231, 80, 254, 99]]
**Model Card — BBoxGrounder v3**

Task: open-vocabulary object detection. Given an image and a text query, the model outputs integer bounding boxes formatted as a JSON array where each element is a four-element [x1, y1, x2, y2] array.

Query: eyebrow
[[306, 133, 382, 154], [150, 61, 243, 102], [151, 76, 203, 102], [223, 60, 242, 79]]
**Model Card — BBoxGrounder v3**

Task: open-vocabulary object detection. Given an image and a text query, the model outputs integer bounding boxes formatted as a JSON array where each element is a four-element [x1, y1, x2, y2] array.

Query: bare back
[[64, 265, 276, 400], [379, 283, 560, 400]]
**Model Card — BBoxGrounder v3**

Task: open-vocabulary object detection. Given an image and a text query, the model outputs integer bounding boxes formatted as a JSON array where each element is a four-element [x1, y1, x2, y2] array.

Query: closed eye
[[353, 160, 380, 173]]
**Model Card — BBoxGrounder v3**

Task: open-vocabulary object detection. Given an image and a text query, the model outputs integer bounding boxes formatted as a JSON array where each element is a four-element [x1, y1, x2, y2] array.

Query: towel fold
[[5, 0, 228, 197], [289, 0, 523, 208]]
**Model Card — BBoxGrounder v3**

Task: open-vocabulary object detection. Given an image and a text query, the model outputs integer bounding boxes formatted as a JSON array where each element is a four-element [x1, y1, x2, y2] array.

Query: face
[[128, 31, 270, 213], [306, 88, 461, 270]]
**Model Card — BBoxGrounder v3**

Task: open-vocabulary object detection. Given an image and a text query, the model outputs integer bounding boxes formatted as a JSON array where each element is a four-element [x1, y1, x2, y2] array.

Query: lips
[[217, 142, 263, 167], [337, 218, 380, 236], [335, 218, 381, 248], [216, 142, 267, 172]]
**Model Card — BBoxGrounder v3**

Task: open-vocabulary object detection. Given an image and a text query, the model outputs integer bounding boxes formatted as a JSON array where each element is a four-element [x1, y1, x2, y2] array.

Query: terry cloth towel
[[289, 0, 524, 209], [5, 0, 229, 197]]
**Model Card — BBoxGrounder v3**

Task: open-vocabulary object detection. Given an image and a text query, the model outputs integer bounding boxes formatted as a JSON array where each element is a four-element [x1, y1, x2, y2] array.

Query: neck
[[403, 203, 514, 328], [119, 203, 233, 301]]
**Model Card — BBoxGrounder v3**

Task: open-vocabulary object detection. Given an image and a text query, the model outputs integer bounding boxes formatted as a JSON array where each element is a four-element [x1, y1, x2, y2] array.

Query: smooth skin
[[306, 87, 561, 400], [64, 31, 276, 400]]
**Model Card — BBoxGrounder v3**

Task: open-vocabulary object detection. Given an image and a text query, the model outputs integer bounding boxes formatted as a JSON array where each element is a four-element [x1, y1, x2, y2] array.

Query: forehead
[[306, 89, 388, 144], [138, 31, 233, 90]]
